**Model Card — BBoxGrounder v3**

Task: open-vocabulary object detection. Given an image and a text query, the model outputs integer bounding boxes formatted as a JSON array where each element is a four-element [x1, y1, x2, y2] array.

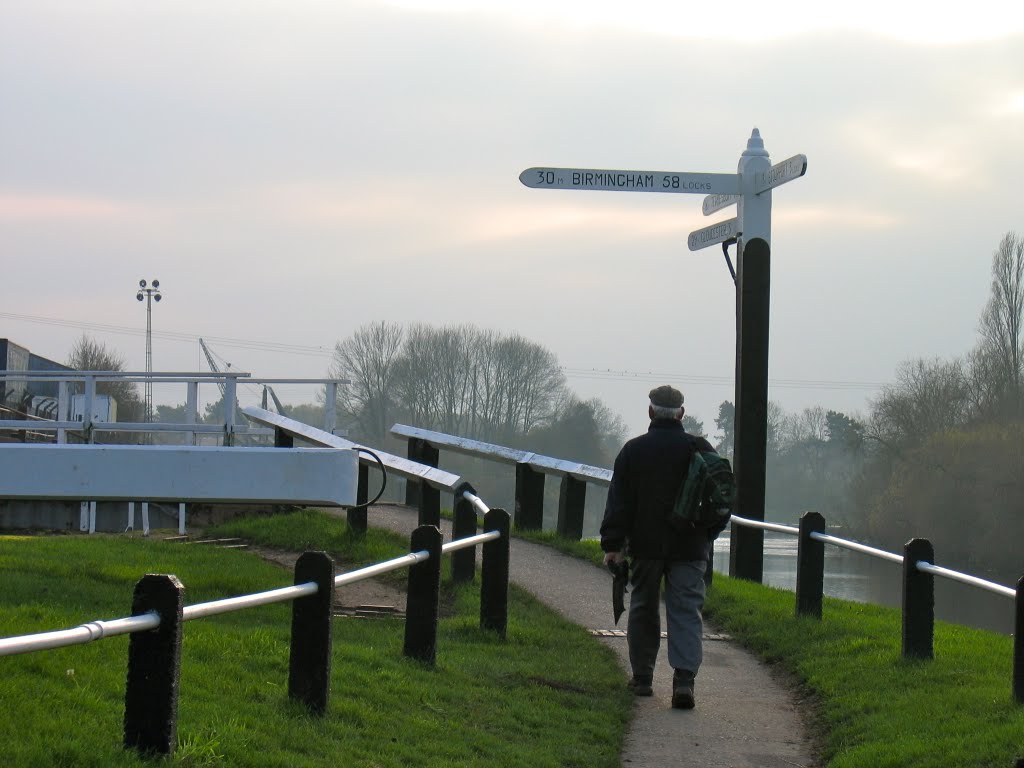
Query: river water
[[711, 532, 1016, 636]]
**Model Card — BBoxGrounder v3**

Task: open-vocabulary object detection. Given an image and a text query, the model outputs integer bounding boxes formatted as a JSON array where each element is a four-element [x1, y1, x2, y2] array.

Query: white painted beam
[[0, 444, 358, 506]]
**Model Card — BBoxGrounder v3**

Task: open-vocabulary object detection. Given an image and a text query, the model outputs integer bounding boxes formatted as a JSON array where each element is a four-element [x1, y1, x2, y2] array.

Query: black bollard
[[123, 574, 185, 756], [404, 525, 443, 665], [481, 508, 511, 638], [556, 476, 587, 541], [1014, 576, 1023, 704], [347, 463, 369, 534], [514, 463, 544, 531], [288, 552, 335, 715], [452, 482, 478, 584], [902, 538, 934, 660], [796, 512, 826, 619]]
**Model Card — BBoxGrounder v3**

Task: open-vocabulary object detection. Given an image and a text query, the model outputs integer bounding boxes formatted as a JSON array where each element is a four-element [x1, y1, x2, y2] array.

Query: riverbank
[[522, 531, 1024, 767], [708, 575, 1022, 768]]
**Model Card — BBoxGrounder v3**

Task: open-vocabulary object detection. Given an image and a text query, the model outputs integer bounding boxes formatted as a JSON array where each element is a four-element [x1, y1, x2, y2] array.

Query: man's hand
[[603, 551, 625, 567]]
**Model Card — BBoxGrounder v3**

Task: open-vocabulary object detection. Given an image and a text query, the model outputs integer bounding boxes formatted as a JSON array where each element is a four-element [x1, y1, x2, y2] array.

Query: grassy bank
[[516, 530, 1024, 768], [0, 514, 630, 767]]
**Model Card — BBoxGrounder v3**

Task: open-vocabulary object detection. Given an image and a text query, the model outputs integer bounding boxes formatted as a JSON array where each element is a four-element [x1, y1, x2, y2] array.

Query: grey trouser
[[627, 558, 707, 679]]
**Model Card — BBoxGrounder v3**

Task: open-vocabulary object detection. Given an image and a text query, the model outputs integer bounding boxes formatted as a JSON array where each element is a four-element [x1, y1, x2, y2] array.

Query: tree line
[[853, 231, 1024, 577], [708, 232, 1024, 579], [330, 321, 627, 467]]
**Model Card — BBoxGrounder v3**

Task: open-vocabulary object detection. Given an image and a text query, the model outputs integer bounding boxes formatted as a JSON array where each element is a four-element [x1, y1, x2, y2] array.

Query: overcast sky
[[2, 1, 1022, 438]]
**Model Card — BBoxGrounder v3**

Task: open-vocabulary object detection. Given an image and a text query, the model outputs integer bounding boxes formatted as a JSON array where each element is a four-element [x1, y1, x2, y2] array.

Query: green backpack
[[669, 445, 735, 531]]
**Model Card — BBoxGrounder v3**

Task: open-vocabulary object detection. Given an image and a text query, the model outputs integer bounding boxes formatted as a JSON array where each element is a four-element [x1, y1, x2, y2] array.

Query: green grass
[[706, 577, 1023, 768], [514, 530, 1024, 768], [0, 516, 631, 767]]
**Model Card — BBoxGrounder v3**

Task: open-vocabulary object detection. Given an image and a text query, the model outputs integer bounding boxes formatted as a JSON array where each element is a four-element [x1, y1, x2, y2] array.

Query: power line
[[3, 310, 891, 393], [0, 310, 334, 358], [560, 367, 890, 392]]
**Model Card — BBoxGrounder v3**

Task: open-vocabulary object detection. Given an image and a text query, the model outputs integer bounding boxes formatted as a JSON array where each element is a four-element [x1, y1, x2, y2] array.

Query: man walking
[[600, 385, 727, 709]]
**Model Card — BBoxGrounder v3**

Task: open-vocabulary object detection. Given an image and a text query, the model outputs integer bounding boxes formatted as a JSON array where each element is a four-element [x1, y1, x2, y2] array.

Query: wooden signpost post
[[520, 129, 807, 583]]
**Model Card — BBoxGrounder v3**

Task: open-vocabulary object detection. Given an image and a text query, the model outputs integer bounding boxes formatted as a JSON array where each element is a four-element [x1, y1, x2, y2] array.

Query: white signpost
[[519, 128, 807, 584], [518, 130, 805, 252], [687, 217, 739, 251], [519, 168, 740, 196], [753, 154, 807, 195], [702, 193, 739, 216]]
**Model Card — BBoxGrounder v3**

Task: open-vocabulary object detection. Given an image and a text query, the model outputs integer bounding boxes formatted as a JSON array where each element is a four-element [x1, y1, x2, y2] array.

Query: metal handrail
[[0, 612, 160, 657], [810, 531, 905, 565], [729, 514, 798, 536], [461, 490, 491, 516], [390, 423, 613, 486], [334, 551, 430, 587], [0, 524, 503, 658], [916, 561, 1017, 599], [0, 372, 346, 440], [183, 583, 319, 621], [730, 514, 1017, 599], [443, 531, 500, 554]]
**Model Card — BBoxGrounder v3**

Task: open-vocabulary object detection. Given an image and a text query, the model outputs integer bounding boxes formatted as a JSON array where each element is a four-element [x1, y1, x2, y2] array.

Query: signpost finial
[[744, 128, 769, 158]]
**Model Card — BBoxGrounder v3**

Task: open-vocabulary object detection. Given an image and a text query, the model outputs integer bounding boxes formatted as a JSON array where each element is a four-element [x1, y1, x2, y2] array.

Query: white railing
[[729, 513, 1016, 599], [0, 370, 348, 444], [728, 511, 1023, 703]]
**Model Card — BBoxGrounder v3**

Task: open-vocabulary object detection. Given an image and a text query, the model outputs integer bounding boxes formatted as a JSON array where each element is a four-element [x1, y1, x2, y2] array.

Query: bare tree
[[330, 321, 405, 442], [66, 334, 143, 421], [481, 333, 564, 441], [869, 357, 969, 448], [975, 231, 1024, 416], [334, 321, 574, 447], [393, 323, 441, 429]]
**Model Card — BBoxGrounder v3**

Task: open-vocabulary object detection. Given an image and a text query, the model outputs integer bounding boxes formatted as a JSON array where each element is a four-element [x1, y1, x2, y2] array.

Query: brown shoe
[[628, 676, 653, 696]]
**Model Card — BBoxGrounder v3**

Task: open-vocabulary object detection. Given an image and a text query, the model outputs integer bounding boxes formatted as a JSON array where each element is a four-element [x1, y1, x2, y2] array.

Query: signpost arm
[[730, 128, 772, 584]]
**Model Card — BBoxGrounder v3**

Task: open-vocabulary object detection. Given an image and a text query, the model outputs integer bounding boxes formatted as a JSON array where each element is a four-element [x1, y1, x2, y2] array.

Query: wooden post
[[404, 525, 442, 665], [796, 512, 825, 619], [481, 508, 511, 638], [405, 438, 439, 507], [730, 236, 770, 584], [1014, 575, 1023, 704], [902, 538, 934, 660], [556, 476, 586, 540], [730, 129, 773, 585], [124, 574, 184, 756], [288, 552, 335, 715], [514, 462, 544, 531], [347, 463, 369, 534], [419, 483, 441, 528]]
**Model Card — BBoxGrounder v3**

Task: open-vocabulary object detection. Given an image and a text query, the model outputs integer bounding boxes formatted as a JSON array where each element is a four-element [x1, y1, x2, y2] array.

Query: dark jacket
[[600, 418, 717, 561]]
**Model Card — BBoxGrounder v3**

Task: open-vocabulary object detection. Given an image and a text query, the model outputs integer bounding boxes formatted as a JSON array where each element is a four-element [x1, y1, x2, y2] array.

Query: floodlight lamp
[[152, 279, 160, 289], [139, 279, 147, 288], [137, 293, 144, 301], [154, 294, 162, 302]]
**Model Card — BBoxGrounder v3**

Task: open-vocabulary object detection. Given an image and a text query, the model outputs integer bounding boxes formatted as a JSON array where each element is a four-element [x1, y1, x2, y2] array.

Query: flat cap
[[649, 385, 683, 408]]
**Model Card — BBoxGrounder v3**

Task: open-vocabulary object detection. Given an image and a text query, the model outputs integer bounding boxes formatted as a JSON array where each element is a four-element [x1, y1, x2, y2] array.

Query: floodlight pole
[[136, 279, 162, 427]]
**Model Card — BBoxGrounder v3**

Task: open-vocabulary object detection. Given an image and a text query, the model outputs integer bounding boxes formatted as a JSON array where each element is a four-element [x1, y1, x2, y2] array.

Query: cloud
[[377, 0, 1024, 43], [774, 206, 899, 231], [992, 91, 1024, 116], [0, 193, 149, 221]]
